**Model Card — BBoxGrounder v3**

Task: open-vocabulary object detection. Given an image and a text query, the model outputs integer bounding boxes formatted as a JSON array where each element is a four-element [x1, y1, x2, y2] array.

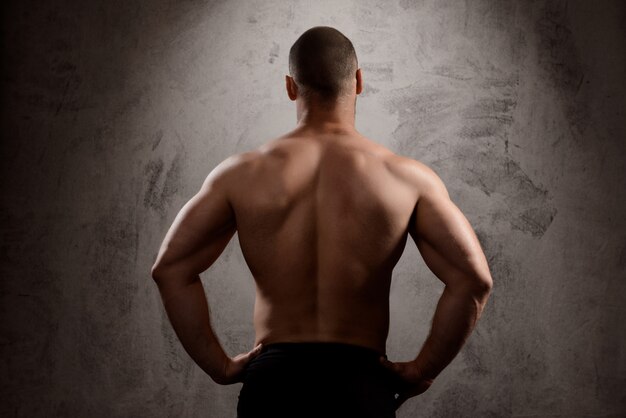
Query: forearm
[[154, 276, 228, 381], [413, 282, 491, 381]]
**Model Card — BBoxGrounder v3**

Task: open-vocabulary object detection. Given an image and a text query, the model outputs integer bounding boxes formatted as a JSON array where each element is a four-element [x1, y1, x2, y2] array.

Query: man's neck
[[295, 96, 357, 135]]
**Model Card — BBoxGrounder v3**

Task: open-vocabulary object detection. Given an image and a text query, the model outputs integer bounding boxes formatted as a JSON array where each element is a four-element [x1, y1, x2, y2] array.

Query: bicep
[[409, 171, 491, 288], [152, 169, 236, 285]]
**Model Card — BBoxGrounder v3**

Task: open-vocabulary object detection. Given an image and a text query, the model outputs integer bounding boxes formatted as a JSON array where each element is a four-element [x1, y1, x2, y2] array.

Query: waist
[[260, 341, 386, 358], [246, 341, 385, 374]]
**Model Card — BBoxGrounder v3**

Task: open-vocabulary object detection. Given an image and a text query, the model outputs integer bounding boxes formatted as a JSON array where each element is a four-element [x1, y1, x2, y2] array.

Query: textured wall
[[1, 0, 625, 417]]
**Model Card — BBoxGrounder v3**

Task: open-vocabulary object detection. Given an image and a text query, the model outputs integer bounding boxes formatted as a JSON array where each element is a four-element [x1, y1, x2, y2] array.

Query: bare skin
[[151, 68, 493, 410]]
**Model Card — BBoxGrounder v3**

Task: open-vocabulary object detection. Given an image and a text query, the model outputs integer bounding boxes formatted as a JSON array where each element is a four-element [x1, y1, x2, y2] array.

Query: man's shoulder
[[211, 136, 304, 176], [381, 152, 442, 189], [204, 151, 264, 188], [340, 135, 434, 175]]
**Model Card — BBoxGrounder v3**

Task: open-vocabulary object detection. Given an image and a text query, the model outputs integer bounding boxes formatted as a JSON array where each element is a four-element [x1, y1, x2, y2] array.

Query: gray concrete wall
[[1, 0, 624, 417]]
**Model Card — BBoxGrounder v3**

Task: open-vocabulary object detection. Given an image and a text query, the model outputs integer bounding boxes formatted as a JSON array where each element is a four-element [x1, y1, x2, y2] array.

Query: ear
[[285, 75, 298, 101], [356, 68, 363, 95]]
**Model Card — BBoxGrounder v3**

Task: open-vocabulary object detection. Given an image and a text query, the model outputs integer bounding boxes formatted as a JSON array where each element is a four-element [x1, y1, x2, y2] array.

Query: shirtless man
[[151, 26, 493, 417]]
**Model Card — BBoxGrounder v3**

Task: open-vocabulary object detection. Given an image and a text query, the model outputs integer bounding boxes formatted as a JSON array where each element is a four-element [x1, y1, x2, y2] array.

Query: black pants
[[237, 342, 400, 418]]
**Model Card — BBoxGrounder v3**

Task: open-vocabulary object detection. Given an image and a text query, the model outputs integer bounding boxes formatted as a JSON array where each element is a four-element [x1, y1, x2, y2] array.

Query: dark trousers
[[237, 342, 399, 418]]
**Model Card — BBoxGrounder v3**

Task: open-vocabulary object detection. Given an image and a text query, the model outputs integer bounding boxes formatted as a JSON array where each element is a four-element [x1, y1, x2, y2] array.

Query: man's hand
[[379, 356, 434, 410], [213, 344, 264, 385]]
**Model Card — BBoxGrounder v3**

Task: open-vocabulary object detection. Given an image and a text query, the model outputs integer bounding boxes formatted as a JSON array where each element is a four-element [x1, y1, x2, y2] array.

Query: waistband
[[258, 341, 387, 360]]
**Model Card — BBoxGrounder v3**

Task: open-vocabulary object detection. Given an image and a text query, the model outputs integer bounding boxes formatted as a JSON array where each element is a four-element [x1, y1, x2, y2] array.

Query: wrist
[[208, 356, 232, 385], [200, 341, 230, 383], [409, 359, 436, 385]]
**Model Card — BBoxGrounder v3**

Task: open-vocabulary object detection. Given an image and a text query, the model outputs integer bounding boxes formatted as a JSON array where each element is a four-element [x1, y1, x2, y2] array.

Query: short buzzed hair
[[288, 26, 358, 102]]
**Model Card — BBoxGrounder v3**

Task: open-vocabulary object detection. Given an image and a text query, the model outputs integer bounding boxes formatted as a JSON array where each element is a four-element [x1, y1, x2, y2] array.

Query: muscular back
[[226, 133, 419, 354]]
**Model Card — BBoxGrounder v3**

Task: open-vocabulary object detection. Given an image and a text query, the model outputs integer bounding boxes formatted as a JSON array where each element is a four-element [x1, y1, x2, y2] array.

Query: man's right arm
[[408, 162, 493, 381], [382, 160, 493, 407]]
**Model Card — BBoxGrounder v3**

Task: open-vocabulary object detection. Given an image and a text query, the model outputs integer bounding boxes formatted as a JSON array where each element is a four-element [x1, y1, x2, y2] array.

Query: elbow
[[471, 273, 493, 298], [477, 274, 493, 294], [150, 263, 167, 283], [151, 263, 196, 287], [455, 272, 492, 297]]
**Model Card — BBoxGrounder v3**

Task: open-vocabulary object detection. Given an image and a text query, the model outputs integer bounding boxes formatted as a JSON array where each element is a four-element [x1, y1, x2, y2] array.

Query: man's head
[[287, 26, 360, 104]]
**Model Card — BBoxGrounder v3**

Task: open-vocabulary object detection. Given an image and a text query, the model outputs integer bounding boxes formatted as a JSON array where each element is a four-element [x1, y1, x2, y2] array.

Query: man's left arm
[[150, 156, 262, 384]]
